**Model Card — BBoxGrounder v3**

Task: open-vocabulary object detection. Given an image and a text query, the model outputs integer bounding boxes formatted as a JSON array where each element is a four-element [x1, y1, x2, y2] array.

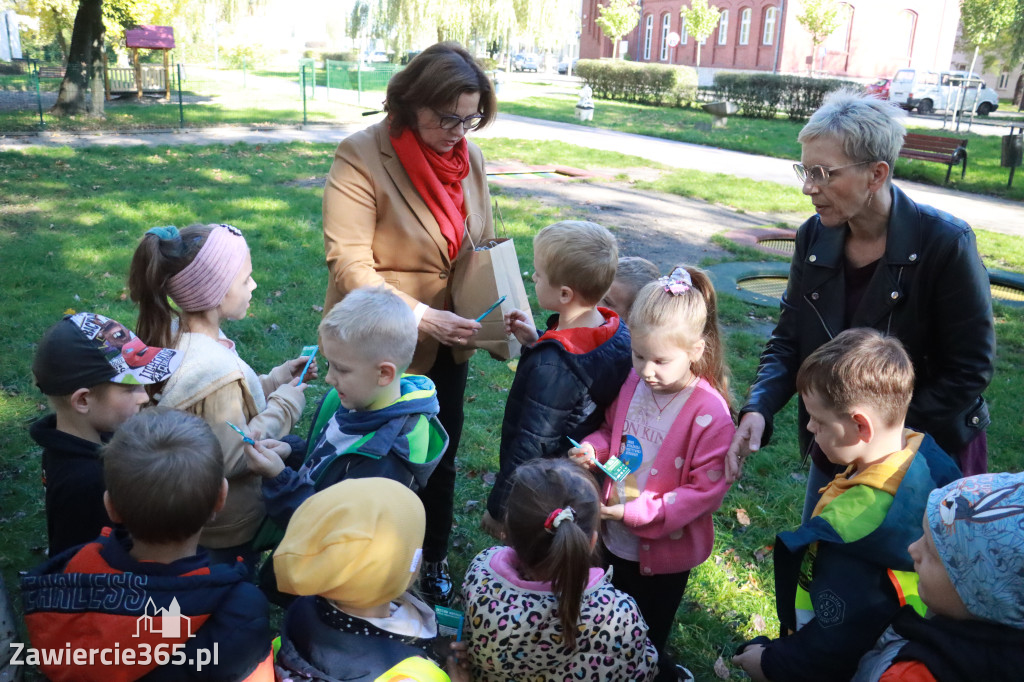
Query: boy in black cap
[[29, 312, 181, 556]]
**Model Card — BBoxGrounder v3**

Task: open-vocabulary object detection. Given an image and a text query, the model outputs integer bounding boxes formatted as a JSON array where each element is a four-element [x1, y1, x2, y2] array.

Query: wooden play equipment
[[104, 25, 174, 100]]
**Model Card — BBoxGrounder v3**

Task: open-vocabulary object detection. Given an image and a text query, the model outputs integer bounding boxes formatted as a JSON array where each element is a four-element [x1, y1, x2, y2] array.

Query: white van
[[890, 68, 999, 115]]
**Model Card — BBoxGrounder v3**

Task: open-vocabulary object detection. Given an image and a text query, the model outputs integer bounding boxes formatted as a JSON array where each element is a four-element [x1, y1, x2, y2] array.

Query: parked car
[[556, 58, 579, 75], [890, 68, 999, 115], [890, 68, 941, 112], [513, 53, 541, 72], [865, 77, 891, 100]]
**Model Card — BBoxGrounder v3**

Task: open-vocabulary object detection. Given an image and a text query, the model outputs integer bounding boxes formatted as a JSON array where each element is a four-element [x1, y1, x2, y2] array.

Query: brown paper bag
[[452, 237, 533, 360]]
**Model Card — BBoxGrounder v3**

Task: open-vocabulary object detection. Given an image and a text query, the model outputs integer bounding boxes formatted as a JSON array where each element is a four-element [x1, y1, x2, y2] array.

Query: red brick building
[[580, 0, 962, 82]]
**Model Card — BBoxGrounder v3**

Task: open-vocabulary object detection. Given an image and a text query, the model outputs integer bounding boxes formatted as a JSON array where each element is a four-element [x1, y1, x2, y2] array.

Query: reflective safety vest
[[887, 569, 926, 616], [793, 568, 926, 633], [375, 656, 451, 682]]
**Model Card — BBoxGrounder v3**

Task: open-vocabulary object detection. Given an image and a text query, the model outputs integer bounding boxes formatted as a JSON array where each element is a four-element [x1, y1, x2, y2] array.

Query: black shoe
[[675, 664, 694, 682], [419, 559, 453, 606]]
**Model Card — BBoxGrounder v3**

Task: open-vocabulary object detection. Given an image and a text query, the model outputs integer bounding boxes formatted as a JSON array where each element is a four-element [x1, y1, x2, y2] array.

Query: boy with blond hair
[[482, 221, 632, 534], [22, 409, 274, 682], [601, 256, 660, 325], [246, 286, 448, 527], [733, 328, 960, 682]]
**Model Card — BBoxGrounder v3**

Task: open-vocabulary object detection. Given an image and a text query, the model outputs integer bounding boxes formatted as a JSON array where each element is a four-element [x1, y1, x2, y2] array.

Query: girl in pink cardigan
[[570, 266, 736, 682]]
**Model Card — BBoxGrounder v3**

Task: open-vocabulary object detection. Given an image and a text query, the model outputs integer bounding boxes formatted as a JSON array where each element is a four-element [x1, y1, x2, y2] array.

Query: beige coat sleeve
[[259, 363, 295, 397], [195, 380, 305, 479], [323, 145, 422, 311]]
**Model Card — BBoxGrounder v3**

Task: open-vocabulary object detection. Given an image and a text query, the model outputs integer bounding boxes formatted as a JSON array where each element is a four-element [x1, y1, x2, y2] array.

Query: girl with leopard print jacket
[[461, 459, 657, 682]]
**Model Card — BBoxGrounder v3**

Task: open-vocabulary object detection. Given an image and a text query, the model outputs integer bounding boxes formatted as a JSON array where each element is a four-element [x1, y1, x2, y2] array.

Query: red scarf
[[390, 127, 470, 261]]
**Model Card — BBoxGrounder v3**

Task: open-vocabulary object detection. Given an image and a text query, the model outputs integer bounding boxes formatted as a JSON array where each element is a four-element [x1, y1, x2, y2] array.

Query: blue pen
[[566, 436, 583, 449], [226, 421, 256, 446], [297, 345, 318, 384], [475, 295, 507, 323]]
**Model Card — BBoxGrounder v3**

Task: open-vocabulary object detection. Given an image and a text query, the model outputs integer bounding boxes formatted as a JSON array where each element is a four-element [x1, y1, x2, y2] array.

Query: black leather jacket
[[743, 184, 994, 457]]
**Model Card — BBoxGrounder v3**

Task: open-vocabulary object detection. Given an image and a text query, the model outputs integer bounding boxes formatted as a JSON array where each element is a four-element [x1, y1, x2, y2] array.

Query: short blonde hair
[[319, 286, 418, 371], [534, 221, 618, 305], [796, 328, 914, 427]]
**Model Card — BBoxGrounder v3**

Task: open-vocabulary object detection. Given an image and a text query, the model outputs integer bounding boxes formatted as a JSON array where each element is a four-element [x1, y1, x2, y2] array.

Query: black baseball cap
[[33, 312, 182, 396]]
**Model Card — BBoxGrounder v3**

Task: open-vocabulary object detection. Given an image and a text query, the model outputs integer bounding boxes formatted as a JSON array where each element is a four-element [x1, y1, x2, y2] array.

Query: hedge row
[[713, 72, 861, 120], [575, 59, 698, 107]]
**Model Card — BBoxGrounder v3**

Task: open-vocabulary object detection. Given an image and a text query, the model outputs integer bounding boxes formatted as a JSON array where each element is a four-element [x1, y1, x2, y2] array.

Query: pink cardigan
[[584, 371, 735, 575]]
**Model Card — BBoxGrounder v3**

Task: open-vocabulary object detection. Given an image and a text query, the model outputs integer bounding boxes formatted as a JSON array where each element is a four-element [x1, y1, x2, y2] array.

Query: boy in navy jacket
[[482, 221, 632, 535], [22, 409, 273, 682]]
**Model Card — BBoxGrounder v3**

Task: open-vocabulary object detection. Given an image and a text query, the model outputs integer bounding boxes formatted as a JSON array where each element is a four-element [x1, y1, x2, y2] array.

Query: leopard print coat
[[461, 546, 659, 682]]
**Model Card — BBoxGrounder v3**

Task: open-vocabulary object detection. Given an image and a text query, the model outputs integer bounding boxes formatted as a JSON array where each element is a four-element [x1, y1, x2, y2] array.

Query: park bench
[[36, 66, 65, 79], [898, 133, 968, 184]]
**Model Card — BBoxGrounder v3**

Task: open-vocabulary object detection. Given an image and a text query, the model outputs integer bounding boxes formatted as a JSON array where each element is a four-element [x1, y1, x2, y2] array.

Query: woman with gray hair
[[726, 90, 994, 516]]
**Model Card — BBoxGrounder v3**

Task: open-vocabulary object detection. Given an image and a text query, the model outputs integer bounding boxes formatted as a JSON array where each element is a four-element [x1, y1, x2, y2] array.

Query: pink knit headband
[[167, 224, 249, 312]]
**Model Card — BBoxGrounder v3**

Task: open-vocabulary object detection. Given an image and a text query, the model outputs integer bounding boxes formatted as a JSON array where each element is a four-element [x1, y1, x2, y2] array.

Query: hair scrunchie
[[145, 225, 180, 241], [658, 266, 692, 296], [544, 507, 576, 533]]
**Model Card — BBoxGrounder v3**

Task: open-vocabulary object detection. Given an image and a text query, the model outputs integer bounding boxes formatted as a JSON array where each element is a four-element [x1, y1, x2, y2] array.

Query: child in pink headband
[[129, 224, 317, 568]]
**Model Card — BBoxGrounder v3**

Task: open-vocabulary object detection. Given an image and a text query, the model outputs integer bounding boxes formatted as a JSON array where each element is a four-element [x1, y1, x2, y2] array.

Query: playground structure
[[104, 25, 174, 100]]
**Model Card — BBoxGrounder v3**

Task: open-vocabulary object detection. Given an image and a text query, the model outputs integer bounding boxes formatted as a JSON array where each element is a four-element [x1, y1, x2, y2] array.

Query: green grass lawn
[[500, 95, 1024, 202], [0, 67, 373, 132], [1, 139, 1022, 680]]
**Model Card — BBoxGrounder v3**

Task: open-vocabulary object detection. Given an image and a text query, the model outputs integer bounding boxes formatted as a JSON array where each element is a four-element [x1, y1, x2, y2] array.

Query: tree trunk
[[51, 0, 105, 117], [52, 10, 69, 61]]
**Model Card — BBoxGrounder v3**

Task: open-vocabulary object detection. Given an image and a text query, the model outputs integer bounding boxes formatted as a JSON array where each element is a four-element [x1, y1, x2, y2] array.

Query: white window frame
[[660, 14, 671, 60], [763, 6, 777, 45], [739, 8, 751, 45], [681, 23, 689, 44], [718, 10, 729, 45], [644, 14, 653, 60]]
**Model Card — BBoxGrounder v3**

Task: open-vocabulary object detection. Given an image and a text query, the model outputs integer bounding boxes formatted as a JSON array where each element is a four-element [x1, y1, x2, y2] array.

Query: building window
[[763, 6, 777, 45], [897, 10, 916, 58], [826, 3, 853, 53], [660, 14, 671, 60], [739, 8, 751, 45], [998, 72, 1010, 89], [681, 22, 689, 44], [644, 14, 653, 60], [718, 10, 729, 45]]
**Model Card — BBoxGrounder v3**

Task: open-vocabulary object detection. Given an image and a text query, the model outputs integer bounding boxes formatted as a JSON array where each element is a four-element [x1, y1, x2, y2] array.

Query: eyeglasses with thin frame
[[432, 110, 485, 131], [793, 160, 873, 186]]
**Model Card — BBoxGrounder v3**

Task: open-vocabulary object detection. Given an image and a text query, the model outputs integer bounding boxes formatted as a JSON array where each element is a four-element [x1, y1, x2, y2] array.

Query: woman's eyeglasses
[[433, 110, 485, 131], [793, 160, 873, 186]]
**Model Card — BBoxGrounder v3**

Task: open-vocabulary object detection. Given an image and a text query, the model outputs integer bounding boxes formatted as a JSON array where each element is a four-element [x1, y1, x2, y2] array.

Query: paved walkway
[[2, 112, 1021, 235]]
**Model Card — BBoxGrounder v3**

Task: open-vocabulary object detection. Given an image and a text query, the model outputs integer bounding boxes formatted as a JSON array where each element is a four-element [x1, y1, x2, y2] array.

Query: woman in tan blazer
[[322, 42, 497, 605]]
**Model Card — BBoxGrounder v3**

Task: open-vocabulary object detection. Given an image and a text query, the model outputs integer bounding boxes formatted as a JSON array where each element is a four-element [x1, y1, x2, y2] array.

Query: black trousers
[[609, 553, 691, 682], [421, 345, 469, 562]]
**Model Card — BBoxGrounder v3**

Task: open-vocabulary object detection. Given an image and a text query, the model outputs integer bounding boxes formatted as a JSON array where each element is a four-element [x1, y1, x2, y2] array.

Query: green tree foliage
[[349, 0, 370, 42], [595, 0, 640, 59], [679, 0, 721, 68], [795, 0, 842, 73], [960, 0, 1017, 49]]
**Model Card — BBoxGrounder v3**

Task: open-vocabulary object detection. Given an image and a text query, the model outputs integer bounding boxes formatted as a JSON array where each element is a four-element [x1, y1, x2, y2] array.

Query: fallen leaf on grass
[[482, 472, 496, 486], [713, 655, 730, 679], [752, 613, 767, 632], [311, 305, 324, 313], [754, 545, 773, 562], [735, 508, 751, 526]]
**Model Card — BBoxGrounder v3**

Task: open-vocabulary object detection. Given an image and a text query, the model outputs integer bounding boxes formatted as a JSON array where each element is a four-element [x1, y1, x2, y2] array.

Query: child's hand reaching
[[446, 641, 471, 682], [732, 643, 769, 682], [504, 309, 539, 346], [600, 503, 625, 521], [480, 510, 504, 540], [280, 355, 318, 384], [244, 436, 289, 478], [568, 442, 597, 469]]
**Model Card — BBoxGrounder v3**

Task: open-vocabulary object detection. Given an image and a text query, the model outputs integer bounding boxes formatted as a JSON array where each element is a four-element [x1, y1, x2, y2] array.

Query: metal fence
[[0, 59, 403, 132]]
